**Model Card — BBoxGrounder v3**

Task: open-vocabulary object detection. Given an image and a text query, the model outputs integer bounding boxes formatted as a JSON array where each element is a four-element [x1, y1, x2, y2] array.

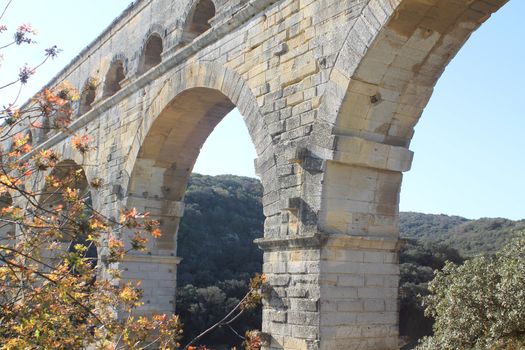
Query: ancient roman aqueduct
[[5, 0, 509, 348]]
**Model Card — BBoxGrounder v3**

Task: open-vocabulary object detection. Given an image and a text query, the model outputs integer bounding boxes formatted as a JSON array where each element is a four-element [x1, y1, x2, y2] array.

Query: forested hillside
[[177, 174, 264, 287], [400, 212, 525, 256], [176, 174, 264, 346], [176, 174, 523, 347]]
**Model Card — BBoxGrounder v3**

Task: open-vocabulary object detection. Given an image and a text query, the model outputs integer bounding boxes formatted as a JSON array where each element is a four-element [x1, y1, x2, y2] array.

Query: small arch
[[51, 102, 73, 133], [103, 60, 126, 98], [180, 0, 215, 46], [40, 160, 90, 241], [79, 78, 98, 115], [38, 160, 98, 268], [138, 34, 163, 75], [0, 192, 15, 244], [42, 115, 52, 136], [27, 130, 33, 146]]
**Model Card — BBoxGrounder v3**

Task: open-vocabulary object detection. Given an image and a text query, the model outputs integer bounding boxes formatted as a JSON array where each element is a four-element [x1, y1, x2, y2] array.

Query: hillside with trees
[[176, 174, 264, 346], [177, 174, 264, 287], [176, 174, 524, 347], [400, 212, 525, 256]]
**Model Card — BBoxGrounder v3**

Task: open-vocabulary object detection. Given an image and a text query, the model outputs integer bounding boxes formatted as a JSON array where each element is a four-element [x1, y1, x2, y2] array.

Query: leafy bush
[[416, 234, 525, 349]]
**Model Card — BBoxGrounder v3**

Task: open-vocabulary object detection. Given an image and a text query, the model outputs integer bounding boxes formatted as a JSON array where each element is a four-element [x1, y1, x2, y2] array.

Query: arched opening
[[26, 130, 32, 146], [180, 0, 215, 46], [176, 110, 262, 346], [401, 1, 525, 220], [42, 115, 52, 137], [0, 192, 15, 250], [43, 101, 73, 137], [38, 160, 97, 267], [103, 60, 125, 98], [138, 34, 163, 75], [124, 88, 263, 345], [79, 89, 96, 115], [127, 88, 236, 202], [79, 79, 97, 115], [324, 1, 514, 349], [396, 3, 524, 347]]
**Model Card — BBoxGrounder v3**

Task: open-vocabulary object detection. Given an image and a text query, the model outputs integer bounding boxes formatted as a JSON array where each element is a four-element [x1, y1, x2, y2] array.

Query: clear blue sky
[[2, 1, 524, 220]]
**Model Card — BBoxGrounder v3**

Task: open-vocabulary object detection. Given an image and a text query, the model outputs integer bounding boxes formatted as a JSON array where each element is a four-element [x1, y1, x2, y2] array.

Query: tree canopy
[[416, 234, 525, 349]]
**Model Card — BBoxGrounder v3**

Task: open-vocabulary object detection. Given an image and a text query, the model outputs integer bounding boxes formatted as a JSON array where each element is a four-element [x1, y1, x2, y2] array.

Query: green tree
[[416, 234, 525, 350], [399, 240, 463, 347]]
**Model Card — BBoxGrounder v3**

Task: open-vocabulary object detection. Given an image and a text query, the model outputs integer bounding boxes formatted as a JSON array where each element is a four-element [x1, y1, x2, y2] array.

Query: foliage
[[177, 174, 264, 288], [180, 275, 266, 350], [0, 74, 181, 347], [178, 284, 241, 342], [399, 240, 463, 347], [416, 234, 525, 349], [399, 213, 525, 348], [176, 175, 525, 348], [176, 174, 264, 346]]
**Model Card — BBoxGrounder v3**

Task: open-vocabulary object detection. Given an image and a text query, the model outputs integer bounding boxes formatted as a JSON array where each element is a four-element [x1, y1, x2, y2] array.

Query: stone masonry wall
[[13, 0, 510, 349]]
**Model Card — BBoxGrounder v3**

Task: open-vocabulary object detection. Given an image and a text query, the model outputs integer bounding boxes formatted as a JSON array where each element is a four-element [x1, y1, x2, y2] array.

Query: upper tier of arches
[[23, 0, 223, 147]]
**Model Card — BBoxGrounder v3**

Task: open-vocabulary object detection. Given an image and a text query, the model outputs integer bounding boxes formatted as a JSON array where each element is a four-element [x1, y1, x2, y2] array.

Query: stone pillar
[[257, 234, 400, 350], [256, 134, 412, 350], [257, 236, 323, 350], [315, 136, 412, 350], [254, 144, 324, 350], [120, 195, 185, 316], [319, 236, 400, 350], [121, 254, 182, 316]]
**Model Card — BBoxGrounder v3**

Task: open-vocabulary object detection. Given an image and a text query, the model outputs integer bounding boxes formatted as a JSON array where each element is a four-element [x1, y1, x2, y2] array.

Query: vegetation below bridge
[[176, 174, 525, 348]]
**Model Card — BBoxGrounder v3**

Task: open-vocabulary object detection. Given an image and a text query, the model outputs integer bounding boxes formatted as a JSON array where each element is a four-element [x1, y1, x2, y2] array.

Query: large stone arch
[[122, 62, 274, 193], [318, 1, 509, 240], [324, 0, 508, 146], [120, 62, 274, 316], [312, 1, 509, 349]]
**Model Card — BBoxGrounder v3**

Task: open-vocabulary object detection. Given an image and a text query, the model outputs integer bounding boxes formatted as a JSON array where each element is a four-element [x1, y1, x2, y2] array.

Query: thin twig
[[0, 0, 13, 21], [183, 290, 252, 350]]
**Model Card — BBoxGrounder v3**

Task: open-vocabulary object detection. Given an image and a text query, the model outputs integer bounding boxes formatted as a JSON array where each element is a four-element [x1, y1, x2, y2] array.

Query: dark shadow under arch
[[180, 0, 215, 46], [138, 34, 163, 75], [79, 79, 97, 115], [103, 60, 126, 98], [0, 192, 15, 244], [39, 160, 97, 266]]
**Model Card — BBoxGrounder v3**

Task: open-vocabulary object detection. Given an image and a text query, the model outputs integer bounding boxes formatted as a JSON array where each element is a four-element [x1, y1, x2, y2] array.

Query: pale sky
[[1, 1, 524, 220]]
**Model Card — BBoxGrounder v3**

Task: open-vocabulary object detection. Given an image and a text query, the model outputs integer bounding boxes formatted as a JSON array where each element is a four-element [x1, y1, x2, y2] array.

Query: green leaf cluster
[[416, 234, 525, 349]]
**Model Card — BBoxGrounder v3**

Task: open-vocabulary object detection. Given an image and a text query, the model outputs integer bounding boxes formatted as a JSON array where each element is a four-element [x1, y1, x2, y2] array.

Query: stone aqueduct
[[9, 0, 508, 348]]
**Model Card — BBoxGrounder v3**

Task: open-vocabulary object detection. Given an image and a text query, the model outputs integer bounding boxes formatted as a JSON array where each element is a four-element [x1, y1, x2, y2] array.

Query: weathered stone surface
[[7, 0, 509, 348]]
